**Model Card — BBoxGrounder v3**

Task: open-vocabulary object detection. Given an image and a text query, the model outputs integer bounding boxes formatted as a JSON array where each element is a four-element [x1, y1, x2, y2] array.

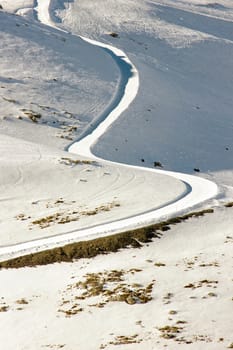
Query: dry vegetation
[[154, 262, 166, 267], [21, 109, 42, 123], [59, 157, 96, 166], [0, 296, 32, 313], [41, 345, 65, 349], [158, 325, 184, 340], [184, 279, 218, 289], [100, 334, 142, 349], [15, 298, 29, 305], [15, 102, 85, 141], [163, 292, 174, 304], [15, 198, 120, 229], [0, 208, 214, 269], [0, 305, 9, 312], [30, 202, 120, 229], [225, 235, 233, 243], [58, 268, 154, 317], [224, 201, 233, 208], [181, 256, 220, 270], [157, 322, 215, 345]]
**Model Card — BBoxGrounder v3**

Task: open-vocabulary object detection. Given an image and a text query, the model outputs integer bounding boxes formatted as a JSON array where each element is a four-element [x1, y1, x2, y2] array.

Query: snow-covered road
[[0, 0, 218, 261]]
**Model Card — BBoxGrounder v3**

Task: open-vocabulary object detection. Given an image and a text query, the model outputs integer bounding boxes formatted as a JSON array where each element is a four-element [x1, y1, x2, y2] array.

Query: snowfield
[[0, 0, 218, 258], [0, 0, 232, 349], [0, 206, 233, 350]]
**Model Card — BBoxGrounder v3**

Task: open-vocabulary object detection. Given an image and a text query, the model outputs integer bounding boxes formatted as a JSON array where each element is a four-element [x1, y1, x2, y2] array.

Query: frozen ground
[[0, 9, 183, 250], [0, 0, 232, 349], [0, 206, 232, 350], [58, 0, 233, 178], [0, 0, 218, 256]]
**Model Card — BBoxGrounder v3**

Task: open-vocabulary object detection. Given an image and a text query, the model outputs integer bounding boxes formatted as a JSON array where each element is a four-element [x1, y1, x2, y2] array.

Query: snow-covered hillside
[[1, 206, 233, 350], [0, 0, 232, 349], [0, 10, 119, 149], [58, 0, 233, 179], [0, 9, 186, 248], [0, 1, 218, 254]]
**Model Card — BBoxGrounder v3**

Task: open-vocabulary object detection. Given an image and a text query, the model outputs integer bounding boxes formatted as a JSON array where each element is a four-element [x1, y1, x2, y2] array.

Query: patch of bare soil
[[0, 208, 214, 269]]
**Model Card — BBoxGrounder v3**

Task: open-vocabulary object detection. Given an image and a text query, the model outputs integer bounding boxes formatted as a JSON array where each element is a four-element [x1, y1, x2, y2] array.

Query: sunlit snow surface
[[0, 1, 233, 348], [0, 7, 189, 250]]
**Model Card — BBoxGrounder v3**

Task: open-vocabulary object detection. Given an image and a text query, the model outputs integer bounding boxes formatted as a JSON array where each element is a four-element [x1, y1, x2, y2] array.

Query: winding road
[[0, 0, 218, 261]]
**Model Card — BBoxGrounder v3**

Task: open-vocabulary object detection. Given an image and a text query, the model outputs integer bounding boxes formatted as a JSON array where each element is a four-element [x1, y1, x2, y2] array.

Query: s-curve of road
[[0, 0, 218, 261]]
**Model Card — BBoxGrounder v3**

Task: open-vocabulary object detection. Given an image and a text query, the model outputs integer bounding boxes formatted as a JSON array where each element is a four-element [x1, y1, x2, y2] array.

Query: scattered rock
[[109, 32, 119, 38], [154, 262, 166, 267], [169, 310, 177, 315], [16, 298, 29, 305], [126, 295, 136, 305], [0, 306, 9, 312], [154, 161, 163, 168]]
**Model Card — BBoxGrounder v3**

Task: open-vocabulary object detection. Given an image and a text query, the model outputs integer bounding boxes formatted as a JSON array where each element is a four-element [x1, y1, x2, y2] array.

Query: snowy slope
[[0, 10, 119, 149], [58, 0, 233, 182], [0, 1, 232, 349], [0, 206, 232, 350], [0, 7, 193, 252]]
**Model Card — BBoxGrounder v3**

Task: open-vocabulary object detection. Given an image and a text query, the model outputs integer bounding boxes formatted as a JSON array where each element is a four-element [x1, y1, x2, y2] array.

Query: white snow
[[0, 207, 232, 350], [58, 0, 233, 178], [0, 0, 218, 259], [0, 0, 232, 349], [0, 0, 33, 13]]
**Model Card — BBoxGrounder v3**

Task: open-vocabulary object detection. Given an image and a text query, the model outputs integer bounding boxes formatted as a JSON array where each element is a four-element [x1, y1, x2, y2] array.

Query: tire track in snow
[[0, 0, 218, 261]]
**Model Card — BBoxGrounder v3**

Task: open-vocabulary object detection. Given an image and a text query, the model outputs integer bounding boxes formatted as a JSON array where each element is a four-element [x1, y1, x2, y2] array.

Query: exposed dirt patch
[[30, 202, 121, 229], [184, 279, 218, 289], [59, 157, 96, 166], [58, 268, 154, 317], [0, 208, 214, 269]]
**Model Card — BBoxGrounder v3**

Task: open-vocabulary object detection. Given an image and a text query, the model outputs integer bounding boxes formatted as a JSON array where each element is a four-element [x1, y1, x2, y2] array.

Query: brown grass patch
[[224, 202, 233, 208], [30, 202, 121, 229], [158, 325, 183, 339], [58, 269, 154, 317], [0, 305, 9, 312], [184, 279, 218, 289], [110, 334, 141, 345], [21, 109, 42, 123], [15, 298, 28, 305], [0, 208, 214, 269], [60, 157, 95, 166]]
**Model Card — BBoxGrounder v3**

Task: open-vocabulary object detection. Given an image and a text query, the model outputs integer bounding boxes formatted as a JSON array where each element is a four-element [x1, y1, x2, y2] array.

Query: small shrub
[[225, 202, 233, 208], [109, 32, 118, 38], [0, 306, 9, 312], [154, 262, 166, 267], [60, 157, 94, 166], [169, 310, 177, 315], [154, 161, 163, 168], [16, 298, 28, 305], [22, 110, 41, 123], [158, 325, 183, 339]]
